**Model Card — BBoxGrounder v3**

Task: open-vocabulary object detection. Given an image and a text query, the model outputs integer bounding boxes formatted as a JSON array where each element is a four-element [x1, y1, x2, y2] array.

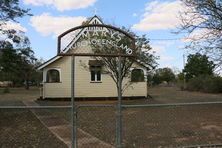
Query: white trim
[[37, 56, 61, 70], [90, 63, 102, 82], [136, 59, 152, 69], [130, 68, 146, 82], [130, 67, 146, 75], [38, 16, 104, 70], [44, 68, 61, 83], [90, 70, 102, 82], [62, 16, 104, 53]]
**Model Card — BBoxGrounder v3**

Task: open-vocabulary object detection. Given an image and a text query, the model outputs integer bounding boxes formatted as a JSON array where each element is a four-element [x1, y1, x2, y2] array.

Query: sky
[[10, 0, 190, 71]]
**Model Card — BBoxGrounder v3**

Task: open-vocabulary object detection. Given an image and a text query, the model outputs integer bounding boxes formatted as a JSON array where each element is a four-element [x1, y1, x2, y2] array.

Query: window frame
[[131, 68, 145, 82], [90, 65, 102, 83], [44, 68, 61, 83]]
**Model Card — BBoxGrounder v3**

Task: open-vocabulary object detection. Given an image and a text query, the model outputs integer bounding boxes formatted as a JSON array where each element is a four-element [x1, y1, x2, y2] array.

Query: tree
[[16, 37, 37, 89], [178, 0, 222, 68], [0, 0, 31, 46], [0, 0, 30, 22], [153, 68, 176, 85], [0, 41, 20, 82], [0, 37, 38, 89], [0, 0, 37, 89], [90, 28, 158, 93], [183, 53, 215, 81]]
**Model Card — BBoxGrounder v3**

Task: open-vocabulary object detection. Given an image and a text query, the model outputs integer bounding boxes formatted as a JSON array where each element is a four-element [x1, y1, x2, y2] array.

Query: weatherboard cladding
[[43, 56, 147, 98], [40, 15, 147, 98]]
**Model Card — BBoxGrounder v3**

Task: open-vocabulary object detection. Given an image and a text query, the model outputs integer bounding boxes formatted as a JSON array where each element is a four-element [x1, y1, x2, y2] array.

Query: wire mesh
[[77, 105, 116, 147], [0, 108, 68, 148], [122, 104, 222, 147]]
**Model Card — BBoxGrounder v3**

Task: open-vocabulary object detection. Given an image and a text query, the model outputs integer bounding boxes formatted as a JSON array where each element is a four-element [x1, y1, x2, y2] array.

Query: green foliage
[[146, 74, 153, 86], [153, 67, 176, 85], [177, 72, 185, 81], [0, 0, 40, 89], [0, 0, 30, 22], [183, 53, 215, 81], [0, 0, 31, 46], [135, 35, 158, 69], [176, 72, 186, 90], [186, 75, 222, 93], [0, 38, 42, 88]]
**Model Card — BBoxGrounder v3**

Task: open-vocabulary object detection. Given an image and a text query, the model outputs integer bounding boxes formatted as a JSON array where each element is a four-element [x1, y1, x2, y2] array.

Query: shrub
[[202, 76, 222, 93], [186, 75, 222, 93], [186, 75, 205, 91]]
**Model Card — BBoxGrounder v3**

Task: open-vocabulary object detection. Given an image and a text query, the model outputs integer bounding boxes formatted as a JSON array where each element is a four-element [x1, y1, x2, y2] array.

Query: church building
[[38, 16, 149, 99]]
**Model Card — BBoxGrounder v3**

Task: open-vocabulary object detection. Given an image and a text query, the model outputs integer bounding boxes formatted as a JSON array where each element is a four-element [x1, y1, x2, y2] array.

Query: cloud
[[30, 13, 86, 37], [181, 28, 211, 43], [132, 13, 138, 17], [23, 0, 96, 11], [0, 21, 27, 32], [132, 0, 185, 31], [151, 41, 175, 68]]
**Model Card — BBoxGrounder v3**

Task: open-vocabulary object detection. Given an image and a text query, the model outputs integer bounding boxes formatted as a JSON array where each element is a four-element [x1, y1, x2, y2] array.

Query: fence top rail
[[182, 143, 222, 148], [0, 105, 72, 109], [57, 53, 135, 57], [77, 104, 115, 108], [0, 104, 116, 109], [122, 101, 222, 108], [1, 101, 222, 109]]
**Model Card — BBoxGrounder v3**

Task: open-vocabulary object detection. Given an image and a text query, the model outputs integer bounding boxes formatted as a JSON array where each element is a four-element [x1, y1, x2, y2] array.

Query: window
[[90, 66, 101, 82], [89, 60, 103, 82], [46, 69, 60, 83], [131, 69, 144, 82]]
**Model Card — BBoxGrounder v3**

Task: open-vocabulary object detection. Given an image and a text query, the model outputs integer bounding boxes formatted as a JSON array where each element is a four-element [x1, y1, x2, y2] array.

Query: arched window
[[46, 69, 60, 83], [131, 69, 144, 82]]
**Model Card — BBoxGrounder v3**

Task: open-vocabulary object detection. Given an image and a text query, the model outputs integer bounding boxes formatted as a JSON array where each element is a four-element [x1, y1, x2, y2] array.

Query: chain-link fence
[[77, 105, 115, 147], [122, 103, 222, 148], [0, 107, 69, 148], [2, 100, 222, 147]]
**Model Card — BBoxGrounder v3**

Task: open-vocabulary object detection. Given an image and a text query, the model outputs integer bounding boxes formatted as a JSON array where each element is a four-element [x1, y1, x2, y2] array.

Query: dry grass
[[0, 88, 66, 147], [0, 108, 67, 147], [0, 87, 39, 104], [36, 86, 222, 147], [2, 86, 222, 147]]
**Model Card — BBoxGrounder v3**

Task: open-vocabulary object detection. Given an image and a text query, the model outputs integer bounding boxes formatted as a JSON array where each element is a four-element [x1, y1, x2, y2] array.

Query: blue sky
[[13, 0, 188, 71]]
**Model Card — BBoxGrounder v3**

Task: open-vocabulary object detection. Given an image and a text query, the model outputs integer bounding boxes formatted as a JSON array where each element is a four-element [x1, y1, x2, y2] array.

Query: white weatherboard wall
[[43, 56, 147, 98]]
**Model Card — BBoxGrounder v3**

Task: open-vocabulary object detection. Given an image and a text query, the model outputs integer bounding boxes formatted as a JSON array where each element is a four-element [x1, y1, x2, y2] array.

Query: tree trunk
[[25, 80, 29, 90]]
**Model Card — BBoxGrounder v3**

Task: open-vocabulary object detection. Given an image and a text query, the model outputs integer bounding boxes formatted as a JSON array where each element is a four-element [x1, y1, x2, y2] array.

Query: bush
[[203, 76, 222, 93], [186, 75, 222, 93]]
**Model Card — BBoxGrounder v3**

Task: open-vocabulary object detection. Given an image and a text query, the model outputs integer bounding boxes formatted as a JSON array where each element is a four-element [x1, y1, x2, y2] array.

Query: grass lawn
[[36, 86, 222, 147]]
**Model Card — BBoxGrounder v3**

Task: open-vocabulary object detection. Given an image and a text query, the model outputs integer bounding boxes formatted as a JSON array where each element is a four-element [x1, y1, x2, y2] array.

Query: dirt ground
[[1, 86, 222, 147], [0, 107, 67, 148], [0, 88, 67, 147], [148, 86, 222, 104], [36, 86, 222, 147], [0, 87, 39, 105]]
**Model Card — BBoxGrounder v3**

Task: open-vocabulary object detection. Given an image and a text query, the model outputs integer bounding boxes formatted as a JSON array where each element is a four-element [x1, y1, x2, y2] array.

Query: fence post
[[116, 56, 122, 148], [71, 56, 77, 148]]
